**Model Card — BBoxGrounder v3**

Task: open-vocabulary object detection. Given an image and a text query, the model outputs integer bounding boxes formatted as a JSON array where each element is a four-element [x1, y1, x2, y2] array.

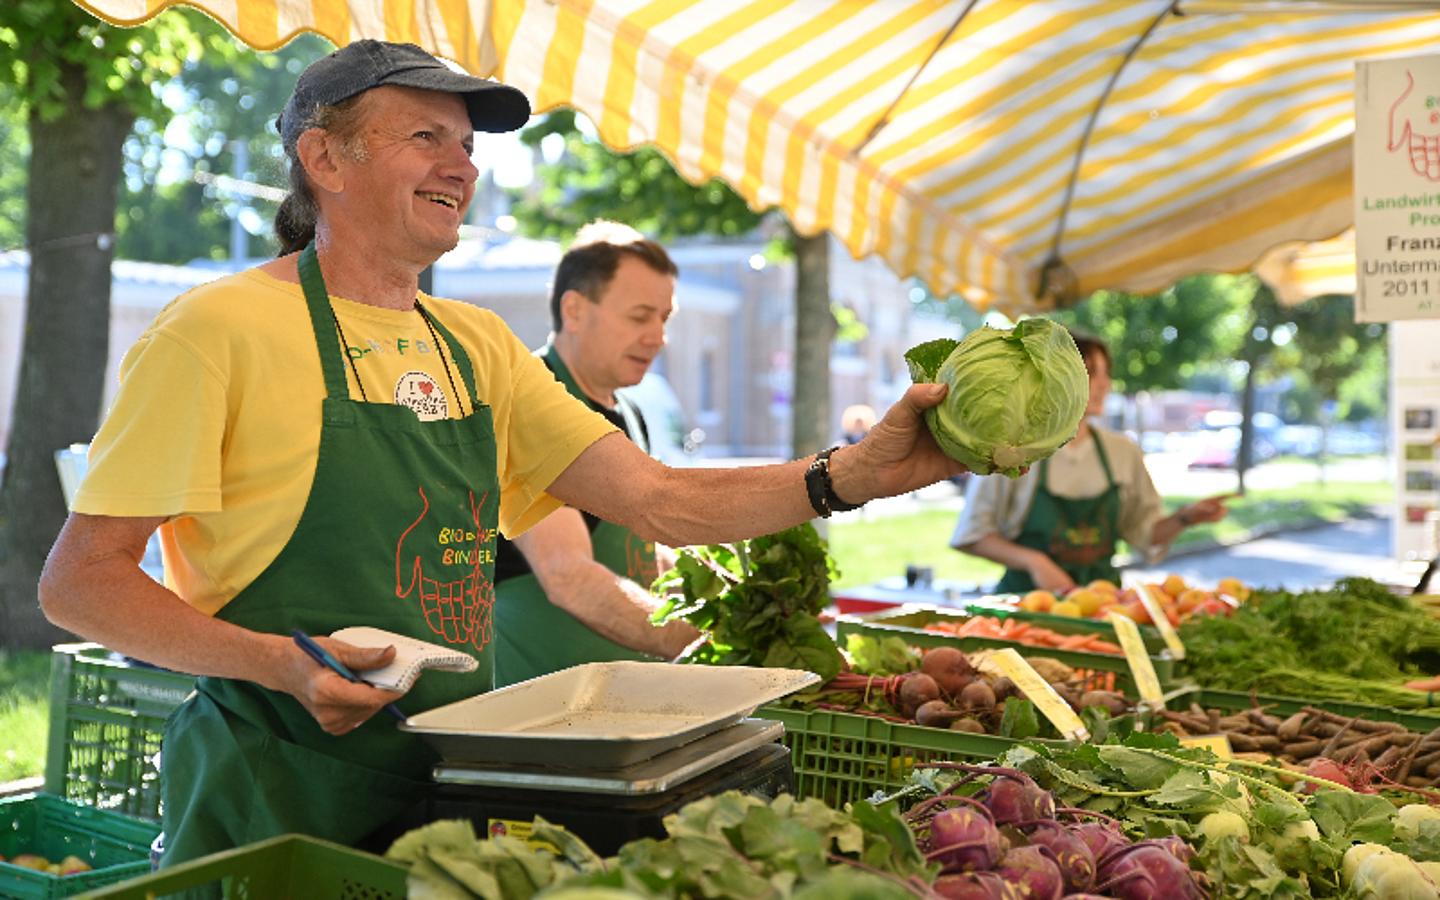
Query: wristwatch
[[805, 447, 864, 518]]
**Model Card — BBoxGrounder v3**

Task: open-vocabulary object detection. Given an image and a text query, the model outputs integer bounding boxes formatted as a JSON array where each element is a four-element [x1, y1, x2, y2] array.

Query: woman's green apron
[[160, 244, 500, 866], [995, 430, 1122, 593], [493, 344, 658, 687]]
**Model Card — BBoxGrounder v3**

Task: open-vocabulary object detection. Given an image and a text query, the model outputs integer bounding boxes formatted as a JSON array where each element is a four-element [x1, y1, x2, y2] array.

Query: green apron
[[493, 344, 658, 687], [994, 428, 1122, 593], [159, 243, 500, 866]]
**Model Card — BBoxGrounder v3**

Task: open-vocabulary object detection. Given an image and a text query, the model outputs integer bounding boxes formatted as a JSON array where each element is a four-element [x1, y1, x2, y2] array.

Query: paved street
[[1126, 515, 1409, 593]]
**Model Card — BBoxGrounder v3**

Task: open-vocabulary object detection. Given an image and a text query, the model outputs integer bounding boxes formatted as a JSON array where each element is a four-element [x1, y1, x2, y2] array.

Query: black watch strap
[[805, 446, 863, 518]]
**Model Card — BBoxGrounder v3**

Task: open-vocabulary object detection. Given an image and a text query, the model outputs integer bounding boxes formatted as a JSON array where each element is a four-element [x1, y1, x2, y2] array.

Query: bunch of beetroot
[[905, 763, 1209, 899], [821, 646, 1022, 732]]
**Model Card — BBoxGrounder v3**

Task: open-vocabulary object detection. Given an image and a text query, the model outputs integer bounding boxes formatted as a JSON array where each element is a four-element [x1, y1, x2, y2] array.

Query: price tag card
[[1106, 612, 1165, 709], [1136, 583, 1187, 660], [1178, 734, 1234, 761], [987, 648, 1090, 742]]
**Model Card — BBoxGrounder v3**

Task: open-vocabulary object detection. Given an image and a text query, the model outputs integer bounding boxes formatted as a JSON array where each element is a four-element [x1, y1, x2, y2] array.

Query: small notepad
[[330, 626, 478, 693]]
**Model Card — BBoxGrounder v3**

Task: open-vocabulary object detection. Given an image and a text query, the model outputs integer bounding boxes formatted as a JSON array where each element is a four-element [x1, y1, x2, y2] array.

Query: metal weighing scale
[[424, 718, 793, 856]]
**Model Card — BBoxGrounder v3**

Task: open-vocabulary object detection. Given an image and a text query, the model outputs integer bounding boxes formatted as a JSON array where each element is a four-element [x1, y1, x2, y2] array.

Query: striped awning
[[72, 0, 1440, 315], [1256, 229, 1358, 306]]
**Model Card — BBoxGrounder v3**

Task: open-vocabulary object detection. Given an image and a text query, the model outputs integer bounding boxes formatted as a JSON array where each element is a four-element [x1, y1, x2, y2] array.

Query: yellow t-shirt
[[74, 268, 615, 616]]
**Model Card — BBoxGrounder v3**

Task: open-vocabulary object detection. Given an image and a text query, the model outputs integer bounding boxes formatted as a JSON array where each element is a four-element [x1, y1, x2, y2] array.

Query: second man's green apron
[[493, 344, 658, 686], [160, 244, 501, 866], [995, 430, 1122, 593]]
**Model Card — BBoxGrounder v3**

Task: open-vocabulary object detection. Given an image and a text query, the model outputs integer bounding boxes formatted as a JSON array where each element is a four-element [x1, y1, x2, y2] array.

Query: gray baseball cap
[[277, 40, 531, 149]]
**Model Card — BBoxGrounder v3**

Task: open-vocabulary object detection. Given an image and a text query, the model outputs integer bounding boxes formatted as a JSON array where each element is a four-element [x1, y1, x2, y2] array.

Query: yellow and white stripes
[[70, 0, 1440, 314]]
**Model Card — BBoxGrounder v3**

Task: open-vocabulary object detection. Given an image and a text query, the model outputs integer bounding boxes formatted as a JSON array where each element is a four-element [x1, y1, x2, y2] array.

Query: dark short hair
[[1067, 329, 1111, 371], [549, 221, 678, 332]]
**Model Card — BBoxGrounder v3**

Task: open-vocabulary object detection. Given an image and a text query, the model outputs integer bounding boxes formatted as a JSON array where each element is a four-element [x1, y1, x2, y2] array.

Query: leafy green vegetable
[[844, 634, 921, 676], [999, 696, 1040, 739], [975, 734, 1440, 898], [1179, 577, 1440, 707], [904, 318, 1088, 476], [650, 525, 844, 681], [386, 818, 598, 900]]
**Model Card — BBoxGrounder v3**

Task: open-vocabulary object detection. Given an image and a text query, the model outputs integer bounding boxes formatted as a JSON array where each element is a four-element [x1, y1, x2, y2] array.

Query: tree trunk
[[1237, 358, 1257, 495], [790, 231, 833, 460], [0, 62, 133, 650]]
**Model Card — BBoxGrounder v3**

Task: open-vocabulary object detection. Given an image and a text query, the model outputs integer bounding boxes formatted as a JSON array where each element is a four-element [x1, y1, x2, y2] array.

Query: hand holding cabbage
[[905, 318, 1088, 476]]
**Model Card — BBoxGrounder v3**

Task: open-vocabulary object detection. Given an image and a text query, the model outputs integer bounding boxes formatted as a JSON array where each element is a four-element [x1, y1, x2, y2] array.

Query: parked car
[[1187, 426, 1277, 469]]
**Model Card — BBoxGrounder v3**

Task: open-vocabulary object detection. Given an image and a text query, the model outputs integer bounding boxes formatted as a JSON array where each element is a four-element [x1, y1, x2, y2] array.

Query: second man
[[493, 222, 700, 685]]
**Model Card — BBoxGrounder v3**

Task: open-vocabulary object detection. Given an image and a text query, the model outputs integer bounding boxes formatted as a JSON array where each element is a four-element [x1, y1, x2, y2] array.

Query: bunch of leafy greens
[[904, 318, 1088, 476], [843, 634, 921, 676], [386, 817, 604, 899], [389, 791, 937, 899], [907, 732, 1440, 899], [1179, 577, 1440, 707], [651, 524, 844, 682]]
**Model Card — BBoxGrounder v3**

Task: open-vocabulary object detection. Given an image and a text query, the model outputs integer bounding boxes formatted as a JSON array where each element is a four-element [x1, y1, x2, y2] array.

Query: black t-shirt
[[492, 362, 649, 584]]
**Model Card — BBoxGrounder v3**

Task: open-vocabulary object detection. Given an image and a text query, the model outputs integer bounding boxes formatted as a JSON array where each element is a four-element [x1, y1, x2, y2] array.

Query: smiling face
[[321, 85, 478, 266], [562, 255, 675, 402]]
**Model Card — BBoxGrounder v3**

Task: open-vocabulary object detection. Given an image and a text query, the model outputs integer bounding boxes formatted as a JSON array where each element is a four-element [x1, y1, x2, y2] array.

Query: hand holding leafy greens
[[650, 524, 844, 682], [905, 318, 1088, 476]]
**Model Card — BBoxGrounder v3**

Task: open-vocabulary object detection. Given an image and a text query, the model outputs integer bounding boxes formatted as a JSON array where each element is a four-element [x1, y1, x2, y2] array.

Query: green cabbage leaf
[[905, 318, 1088, 476]]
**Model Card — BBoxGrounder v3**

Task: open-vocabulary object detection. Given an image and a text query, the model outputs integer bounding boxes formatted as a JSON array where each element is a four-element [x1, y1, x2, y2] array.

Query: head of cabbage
[[905, 318, 1089, 477]]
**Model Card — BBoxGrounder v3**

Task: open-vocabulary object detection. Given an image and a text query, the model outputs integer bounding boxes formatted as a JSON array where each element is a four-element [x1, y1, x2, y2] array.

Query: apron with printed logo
[[160, 244, 500, 865]]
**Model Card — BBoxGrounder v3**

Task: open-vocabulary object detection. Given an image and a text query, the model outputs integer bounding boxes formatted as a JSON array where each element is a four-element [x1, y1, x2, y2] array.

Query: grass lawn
[[828, 479, 1391, 589], [0, 650, 51, 783]]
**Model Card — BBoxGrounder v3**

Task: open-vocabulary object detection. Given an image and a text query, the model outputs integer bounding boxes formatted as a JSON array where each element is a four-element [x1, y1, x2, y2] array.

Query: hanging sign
[[1355, 53, 1440, 322]]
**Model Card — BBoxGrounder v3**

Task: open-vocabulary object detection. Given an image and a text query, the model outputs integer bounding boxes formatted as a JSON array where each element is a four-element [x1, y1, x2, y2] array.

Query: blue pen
[[291, 629, 407, 723]]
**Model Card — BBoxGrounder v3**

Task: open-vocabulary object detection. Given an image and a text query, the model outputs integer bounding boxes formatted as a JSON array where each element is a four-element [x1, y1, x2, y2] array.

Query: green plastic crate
[[755, 705, 1061, 808], [44, 644, 195, 822], [0, 793, 160, 900], [836, 610, 1172, 695], [1162, 686, 1440, 733], [79, 834, 408, 899], [959, 599, 1171, 654]]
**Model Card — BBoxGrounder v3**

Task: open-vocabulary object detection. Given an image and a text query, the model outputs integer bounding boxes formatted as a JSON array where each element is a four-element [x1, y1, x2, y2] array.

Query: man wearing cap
[[492, 222, 699, 686], [39, 40, 965, 865]]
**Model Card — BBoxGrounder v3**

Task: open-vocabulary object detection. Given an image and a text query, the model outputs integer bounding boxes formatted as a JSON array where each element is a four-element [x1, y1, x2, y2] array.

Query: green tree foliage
[[115, 30, 332, 262], [510, 110, 762, 240], [0, 5, 243, 649], [1050, 274, 1253, 395], [0, 94, 28, 251]]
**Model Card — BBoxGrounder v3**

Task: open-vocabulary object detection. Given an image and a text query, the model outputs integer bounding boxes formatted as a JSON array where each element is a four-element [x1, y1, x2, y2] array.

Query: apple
[[1066, 588, 1105, 616], [1175, 588, 1211, 614], [9, 853, 51, 871], [57, 855, 92, 875], [1087, 579, 1120, 595], [1018, 589, 1056, 613]]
